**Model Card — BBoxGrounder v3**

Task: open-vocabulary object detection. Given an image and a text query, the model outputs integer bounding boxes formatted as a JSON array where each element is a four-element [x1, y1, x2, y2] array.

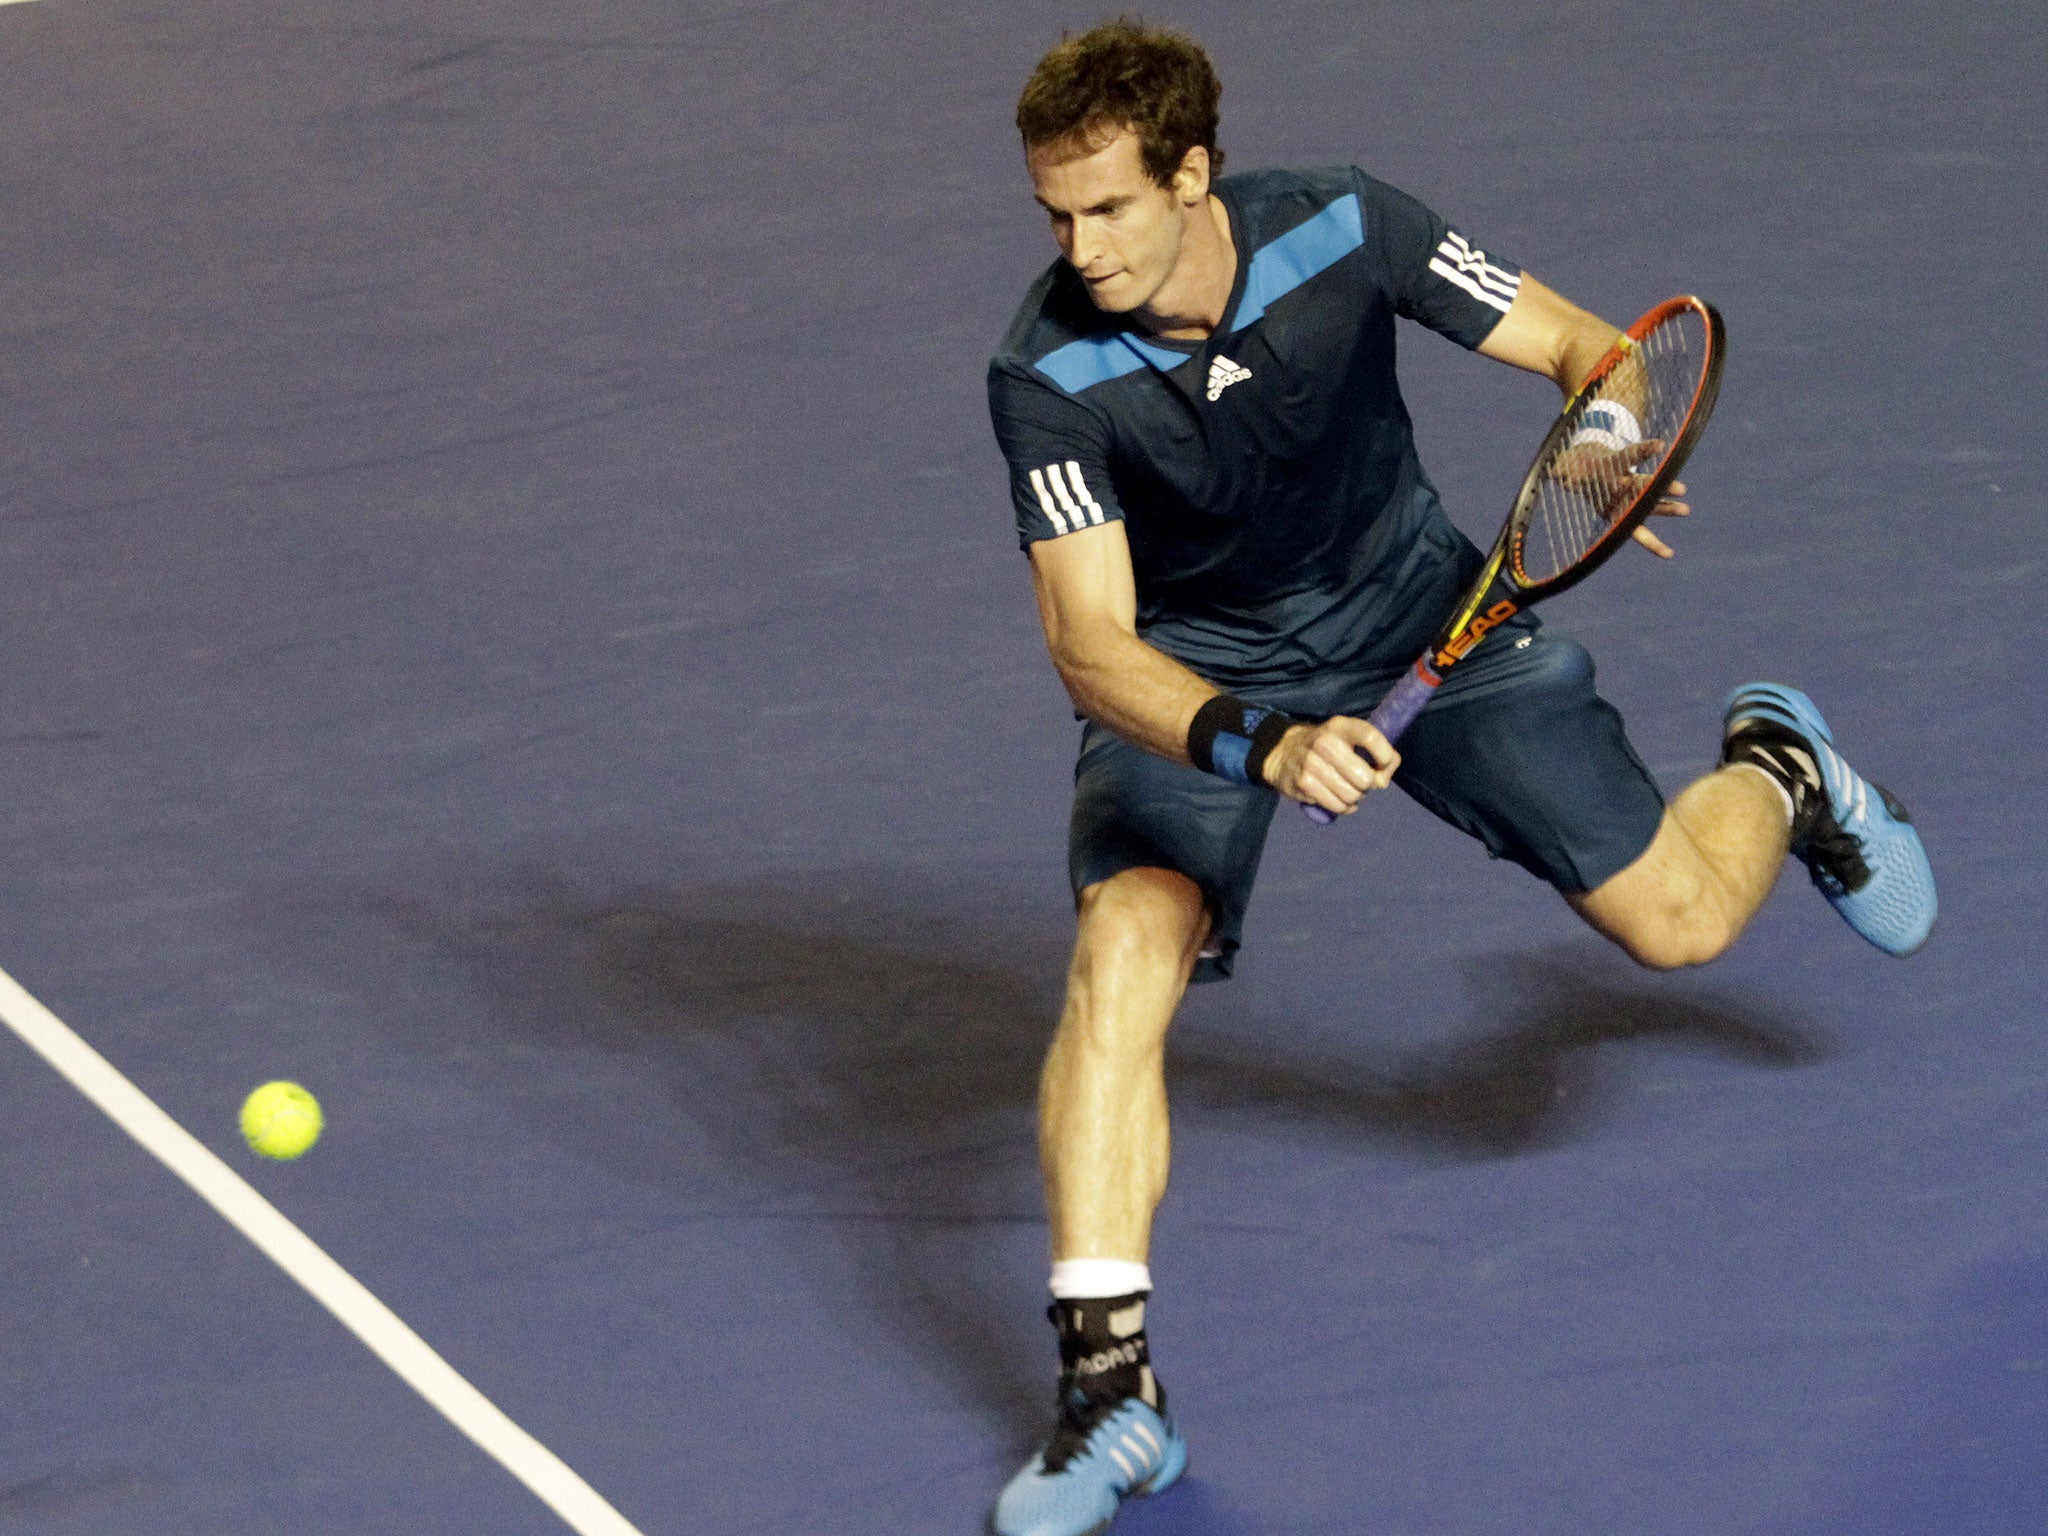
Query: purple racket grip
[[1300, 661, 1441, 825]]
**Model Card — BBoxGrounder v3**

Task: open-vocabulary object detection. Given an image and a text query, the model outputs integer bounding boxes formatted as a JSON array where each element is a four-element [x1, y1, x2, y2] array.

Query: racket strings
[[1519, 310, 1709, 586]]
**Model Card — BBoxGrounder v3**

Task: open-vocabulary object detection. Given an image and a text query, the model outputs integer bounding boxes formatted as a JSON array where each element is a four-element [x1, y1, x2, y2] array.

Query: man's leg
[[1388, 631, 1936, 971], [1568, 764, 1789, 969], [1571, 682, 1939, 965], [996, 723, 1278, 1536], [995, 867, 1207, 1536], [1041, 865, 1212, 1265]]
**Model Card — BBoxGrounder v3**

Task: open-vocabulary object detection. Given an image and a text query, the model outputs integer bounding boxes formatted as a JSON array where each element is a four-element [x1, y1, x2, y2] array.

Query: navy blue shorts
[[1068, 617, 1666, 982]]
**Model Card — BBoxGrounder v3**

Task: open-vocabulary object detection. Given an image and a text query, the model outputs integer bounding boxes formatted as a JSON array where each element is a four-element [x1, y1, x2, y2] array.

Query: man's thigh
[[1374, 624, 1667, 894], [1068, 722, 1279, 983]]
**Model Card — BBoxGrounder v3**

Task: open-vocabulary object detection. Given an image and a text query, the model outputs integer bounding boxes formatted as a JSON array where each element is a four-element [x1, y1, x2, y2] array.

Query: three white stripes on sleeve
[[1426, 231, 1520, 314], [1028, 460, 1106, 536]]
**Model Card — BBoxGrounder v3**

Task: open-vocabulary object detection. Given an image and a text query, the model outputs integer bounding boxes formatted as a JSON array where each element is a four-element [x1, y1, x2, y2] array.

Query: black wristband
[[1187, 694, 1297, 787]]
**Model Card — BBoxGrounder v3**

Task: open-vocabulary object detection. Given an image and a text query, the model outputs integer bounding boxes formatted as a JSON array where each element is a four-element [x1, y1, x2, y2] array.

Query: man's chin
[[1081, 277, 1140, 313]]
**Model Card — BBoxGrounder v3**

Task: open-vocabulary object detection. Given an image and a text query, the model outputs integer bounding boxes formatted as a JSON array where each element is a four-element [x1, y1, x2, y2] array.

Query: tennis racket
[[1303, 294, 1726, 824]]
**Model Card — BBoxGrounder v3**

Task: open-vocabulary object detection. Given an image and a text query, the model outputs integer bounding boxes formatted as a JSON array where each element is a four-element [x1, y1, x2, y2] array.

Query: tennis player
[[984, 20, 1935, 1536]]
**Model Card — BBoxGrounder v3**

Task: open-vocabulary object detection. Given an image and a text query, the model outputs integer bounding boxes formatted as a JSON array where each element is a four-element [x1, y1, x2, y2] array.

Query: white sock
[[1050, 1258, 1153, 1299], [1727, 760, 1797, 827]]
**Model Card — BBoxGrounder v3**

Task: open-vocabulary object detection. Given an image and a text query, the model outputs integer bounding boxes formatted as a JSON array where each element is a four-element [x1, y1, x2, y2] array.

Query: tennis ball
[[240, 1080, 323, 1160]]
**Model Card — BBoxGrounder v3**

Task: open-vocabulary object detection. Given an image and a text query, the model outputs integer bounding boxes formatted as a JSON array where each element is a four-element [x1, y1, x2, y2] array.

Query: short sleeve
[[1360, 170, 1523, 349], [987, 360, 1127, 549]]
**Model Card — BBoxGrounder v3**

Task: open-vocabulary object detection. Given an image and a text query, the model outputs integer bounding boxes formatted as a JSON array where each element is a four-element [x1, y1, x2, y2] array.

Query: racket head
[[1506, 296, 1725, 596]]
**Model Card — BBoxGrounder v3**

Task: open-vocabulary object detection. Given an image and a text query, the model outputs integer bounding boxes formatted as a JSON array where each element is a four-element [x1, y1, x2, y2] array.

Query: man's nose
[[1067, 216, 1105, 272]]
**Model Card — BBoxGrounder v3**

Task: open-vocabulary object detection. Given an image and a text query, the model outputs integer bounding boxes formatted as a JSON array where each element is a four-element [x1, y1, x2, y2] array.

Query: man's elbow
[[1047, 647, 1100, 711], [1045, 634, 1117, 715]]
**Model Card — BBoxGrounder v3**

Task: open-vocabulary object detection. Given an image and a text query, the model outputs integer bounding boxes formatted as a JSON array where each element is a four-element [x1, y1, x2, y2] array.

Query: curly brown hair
[[1015, 17, 1224, 185]]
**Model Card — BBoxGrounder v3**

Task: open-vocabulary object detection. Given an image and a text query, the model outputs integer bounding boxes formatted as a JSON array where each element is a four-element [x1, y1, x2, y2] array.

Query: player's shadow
[[304, 854, 1069, 1441], [295, 853, 1822, 1445], [1171, 952, 1824, 1158]]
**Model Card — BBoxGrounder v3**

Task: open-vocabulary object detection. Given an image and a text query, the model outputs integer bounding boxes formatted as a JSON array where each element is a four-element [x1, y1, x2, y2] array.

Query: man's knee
[[1569, 827, 1740, 971], [1605, 918, 1733, 972], [1066, 868, 1211, 1028], [1076, 867, 1209, 952]]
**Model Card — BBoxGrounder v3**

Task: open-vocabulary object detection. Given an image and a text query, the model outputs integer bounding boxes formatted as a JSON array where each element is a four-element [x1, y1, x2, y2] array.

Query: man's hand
[[1260, 717, 1399, 816], [1548, 439, 1689, 559], [1629, 470, 1687, 557], [1477, 279, 1694, 560]]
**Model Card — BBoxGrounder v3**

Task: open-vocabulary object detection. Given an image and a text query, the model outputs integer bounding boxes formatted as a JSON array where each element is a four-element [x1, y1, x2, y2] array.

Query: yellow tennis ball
[[240, 1081, 323, 1160]]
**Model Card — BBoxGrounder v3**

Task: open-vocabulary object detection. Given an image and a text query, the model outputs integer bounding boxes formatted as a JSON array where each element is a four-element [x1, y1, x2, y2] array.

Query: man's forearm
[[1479, 275, 1623, 398], [1053, 628, 1399, 813], [1561, 323, 1623, 397], [1051, 627, 1220, 766]]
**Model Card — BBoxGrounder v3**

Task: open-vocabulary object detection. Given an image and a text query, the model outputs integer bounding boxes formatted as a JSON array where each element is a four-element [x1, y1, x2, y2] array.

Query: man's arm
[[1477, 274, 1689, 557], [1028, 522, 1397, 816], [1475, 273, 1621, 394]]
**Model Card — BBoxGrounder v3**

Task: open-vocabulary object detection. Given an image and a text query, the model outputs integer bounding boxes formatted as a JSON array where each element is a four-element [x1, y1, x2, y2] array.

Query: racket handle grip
[[1299, 660, 1441, 826], [1366, 661, 1441, 742]]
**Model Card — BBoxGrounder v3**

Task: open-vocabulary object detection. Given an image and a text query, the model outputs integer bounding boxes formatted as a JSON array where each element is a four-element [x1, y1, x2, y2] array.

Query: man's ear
[[1171, 144, 1211, 205]]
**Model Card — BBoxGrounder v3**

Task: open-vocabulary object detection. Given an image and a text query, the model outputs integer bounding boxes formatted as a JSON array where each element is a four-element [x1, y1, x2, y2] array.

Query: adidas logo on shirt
[[1205, 353, 1252, 402]]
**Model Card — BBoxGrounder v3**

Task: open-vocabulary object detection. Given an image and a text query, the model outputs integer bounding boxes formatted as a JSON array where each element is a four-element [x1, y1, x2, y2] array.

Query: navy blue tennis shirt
[[988, 166, 1523, 688]]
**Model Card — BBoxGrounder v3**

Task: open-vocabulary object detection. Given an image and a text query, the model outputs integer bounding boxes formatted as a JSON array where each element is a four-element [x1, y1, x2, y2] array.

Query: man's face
[[1027, 130, 1196, 315]]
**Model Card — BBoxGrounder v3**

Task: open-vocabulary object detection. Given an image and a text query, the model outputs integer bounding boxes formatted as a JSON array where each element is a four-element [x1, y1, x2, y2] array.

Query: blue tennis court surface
[[1, 1, 2041, 1532]]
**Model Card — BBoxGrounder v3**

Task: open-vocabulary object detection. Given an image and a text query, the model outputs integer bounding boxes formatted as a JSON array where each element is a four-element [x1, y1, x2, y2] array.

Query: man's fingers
[[1262, 714, 1403, 813], [1305, 744, 1374, 808], [1284, 737, 1363, 815], [1271, 717, 1400, 812], [1316, 721, 1398, 787], [1543, 437, 1694, 556], [1301, 763, 1361, 815]]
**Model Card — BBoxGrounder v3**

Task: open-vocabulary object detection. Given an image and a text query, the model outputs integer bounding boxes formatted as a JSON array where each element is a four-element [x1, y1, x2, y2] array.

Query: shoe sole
[[1134, 1432, 1188, 1497], [1059, 1441, 1188, 1536], [991, 1419, 1188, 1536]]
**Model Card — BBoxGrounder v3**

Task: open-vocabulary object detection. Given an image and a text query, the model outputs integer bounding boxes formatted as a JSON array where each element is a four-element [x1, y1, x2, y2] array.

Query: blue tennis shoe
[[993, 1395, 1187, 1536], [1722, 683, 1937, 956]]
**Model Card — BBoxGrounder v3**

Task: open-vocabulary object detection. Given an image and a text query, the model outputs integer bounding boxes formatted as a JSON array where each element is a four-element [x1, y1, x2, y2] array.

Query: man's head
[[1016, 18, 1224, 186], [1017, 19, 1225, 316]]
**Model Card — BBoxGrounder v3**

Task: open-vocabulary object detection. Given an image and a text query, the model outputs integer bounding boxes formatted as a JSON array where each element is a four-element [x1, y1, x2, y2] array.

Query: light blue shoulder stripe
[[1033, 331, 1192, 395], [1231, 192, 1364, 332], [1029, 194, 1363, 390]]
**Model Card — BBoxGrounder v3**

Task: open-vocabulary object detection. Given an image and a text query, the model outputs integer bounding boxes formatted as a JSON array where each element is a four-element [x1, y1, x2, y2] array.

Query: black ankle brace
[[1044, 1292, 1163, 1470]]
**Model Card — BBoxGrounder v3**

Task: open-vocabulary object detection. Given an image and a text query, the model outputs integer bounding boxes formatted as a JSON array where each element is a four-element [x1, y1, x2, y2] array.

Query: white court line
[[0, 963, 647, 1536]]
